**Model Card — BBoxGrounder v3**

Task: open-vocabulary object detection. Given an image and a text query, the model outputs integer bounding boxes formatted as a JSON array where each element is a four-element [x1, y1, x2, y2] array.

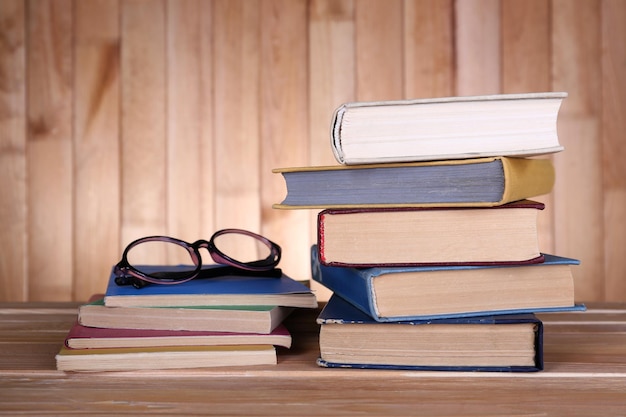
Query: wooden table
[[1, 302, 626, 416]]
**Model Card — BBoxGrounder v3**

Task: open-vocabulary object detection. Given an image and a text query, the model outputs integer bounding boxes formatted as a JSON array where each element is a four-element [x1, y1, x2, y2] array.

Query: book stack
[[273, 92, 585, 372], [56, 265, 317, 372]]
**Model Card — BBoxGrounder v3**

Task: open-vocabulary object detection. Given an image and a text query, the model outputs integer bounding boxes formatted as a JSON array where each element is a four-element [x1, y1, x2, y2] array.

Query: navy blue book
[[317, 294, 544, 372], [104, 265, 318, 309], [311, 245, 585, 322]]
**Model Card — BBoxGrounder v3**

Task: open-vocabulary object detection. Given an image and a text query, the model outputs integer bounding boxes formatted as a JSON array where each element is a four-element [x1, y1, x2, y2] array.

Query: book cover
[[104, 265, 318, 309], [273, 156, 554, 209], [317, 200, 545, 267], [79, 296, 292, 334], [316, 294, 544, 372], [56, 344, 277, 372], [331, 92, 566, 165], [65, 319, 292, 349], [311, 245, 585, 322]]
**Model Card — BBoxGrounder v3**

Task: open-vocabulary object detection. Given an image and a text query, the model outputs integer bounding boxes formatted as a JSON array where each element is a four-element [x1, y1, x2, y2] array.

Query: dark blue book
[[317, 294, 544, 372], [104, 265, 318, 309], [311, 245, 585, 322]]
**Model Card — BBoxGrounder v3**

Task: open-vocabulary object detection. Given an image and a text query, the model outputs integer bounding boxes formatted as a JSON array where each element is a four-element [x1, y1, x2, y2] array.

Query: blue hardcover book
[[104, 265, 318, 309], [317, 294, 544, 372], [311, 245, 585, 322]]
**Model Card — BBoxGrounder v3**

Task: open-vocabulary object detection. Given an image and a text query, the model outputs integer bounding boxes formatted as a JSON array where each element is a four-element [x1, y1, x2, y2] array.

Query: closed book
[[331, 92, 566, 165], [104, 265, 318, 309], [317, 294, 544, 372], [65, 320, 292, 349], [79, 296, 292, 334], [317, 200, 545, 267], [56, 344, 277, 372], [311, 245, 585, 322], [273, 156, 554, 209]]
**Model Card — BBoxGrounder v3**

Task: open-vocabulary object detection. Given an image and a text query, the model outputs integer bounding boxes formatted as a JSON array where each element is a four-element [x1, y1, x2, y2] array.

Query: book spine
[[330, 105, 347, 164], [500, 157, 555, 204], [311, 246, 380, 320]]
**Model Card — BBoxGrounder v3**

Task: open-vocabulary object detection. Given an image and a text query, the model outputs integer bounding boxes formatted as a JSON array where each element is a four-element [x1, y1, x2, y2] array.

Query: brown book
[[66, 319, 292, 349], [318, 200, 545, 267]]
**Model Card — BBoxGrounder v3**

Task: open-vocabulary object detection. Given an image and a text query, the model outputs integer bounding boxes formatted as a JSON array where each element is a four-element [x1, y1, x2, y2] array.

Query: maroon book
[[317, 200, 546, 268], [65, 320, 292, 349]]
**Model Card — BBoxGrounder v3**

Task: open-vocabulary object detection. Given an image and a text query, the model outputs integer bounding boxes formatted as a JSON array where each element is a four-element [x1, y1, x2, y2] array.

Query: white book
[[331, 92, 567, 165]]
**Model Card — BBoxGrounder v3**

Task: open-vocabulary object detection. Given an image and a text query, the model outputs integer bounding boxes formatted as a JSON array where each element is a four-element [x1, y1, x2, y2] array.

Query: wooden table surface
[[1, 301, 626, 416]]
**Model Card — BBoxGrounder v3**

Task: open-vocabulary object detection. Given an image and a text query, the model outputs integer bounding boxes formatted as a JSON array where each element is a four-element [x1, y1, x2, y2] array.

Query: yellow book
[[273, 156, 554, 209]]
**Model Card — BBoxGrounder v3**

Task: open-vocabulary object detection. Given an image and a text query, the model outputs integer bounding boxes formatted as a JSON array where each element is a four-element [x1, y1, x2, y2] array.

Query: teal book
[[104, 265, 318, 309], [311, 245, 585, 322], [317, 294, 544, 372]]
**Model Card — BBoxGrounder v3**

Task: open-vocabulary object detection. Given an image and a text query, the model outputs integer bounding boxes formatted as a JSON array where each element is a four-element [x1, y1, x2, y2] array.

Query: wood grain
[[601, 0, 626, 301], [26, 0, 74, 301], [1, 0, 626, 302], [404, 0, 454, 98], [73, 0, 121, 300], [166, 0, 202, 255], [355, 0, 403, 101], [120, 0, 167, 259], [213, 0, 262, 249], [259, 0, 310, 281], [455, 0, 501, 95], [0, 0, 27, 301], [1, 302, 625, 415]]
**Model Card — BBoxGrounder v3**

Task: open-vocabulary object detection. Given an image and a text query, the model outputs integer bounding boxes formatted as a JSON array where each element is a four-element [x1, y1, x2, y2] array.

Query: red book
[[64, 320, 292, 350]]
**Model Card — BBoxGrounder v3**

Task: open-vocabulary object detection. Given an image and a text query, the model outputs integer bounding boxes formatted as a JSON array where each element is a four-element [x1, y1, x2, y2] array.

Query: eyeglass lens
[[123, 231, 277, 280]]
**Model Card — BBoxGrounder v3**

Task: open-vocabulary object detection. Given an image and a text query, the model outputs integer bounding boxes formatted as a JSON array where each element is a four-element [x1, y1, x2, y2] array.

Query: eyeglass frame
[[113, 228, 282, 287]]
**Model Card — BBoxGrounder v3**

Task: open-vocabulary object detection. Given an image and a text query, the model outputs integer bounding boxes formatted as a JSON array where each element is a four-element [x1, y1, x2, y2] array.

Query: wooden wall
[[1, 0, 625, 302]]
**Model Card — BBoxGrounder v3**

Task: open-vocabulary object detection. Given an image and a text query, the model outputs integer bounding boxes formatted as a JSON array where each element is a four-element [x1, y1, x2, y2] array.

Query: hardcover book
[[331, 92, 566, 165], [317, 294, 544, 372], [317, 200, 545, 267], [80, 296, 292, 334], [65, 320, 292, 349], [311, 245, 585, 322], [104, 265, 318, 309], [56, 344, 277, 372], [273, 156, 554, 209]]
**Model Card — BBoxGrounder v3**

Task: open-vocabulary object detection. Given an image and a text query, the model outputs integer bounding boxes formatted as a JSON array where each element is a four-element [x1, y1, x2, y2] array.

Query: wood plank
[[73, 0, 121, 300], [1, 303, 626, 415], [212, 0, 262, 260], [166, 0, 202, 259], [26, 0, 73, 301], [198, 0, 215, 238], [552, 0, 604, 301], [501, 0, 555, 254], [354, 0, 403, 101], [455, 0, 501, 95], [308, 0, 355, 300], [120, 0, 167, 262], [0, 0, 27, 301], [260, 0, 310, 281], [403, 0, 454, 98], [601, 0, 626, 301]]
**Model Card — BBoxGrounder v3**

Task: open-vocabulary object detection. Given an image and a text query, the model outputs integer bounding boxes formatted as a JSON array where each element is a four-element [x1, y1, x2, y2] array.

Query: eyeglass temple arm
[[196, 265, 283, 279]]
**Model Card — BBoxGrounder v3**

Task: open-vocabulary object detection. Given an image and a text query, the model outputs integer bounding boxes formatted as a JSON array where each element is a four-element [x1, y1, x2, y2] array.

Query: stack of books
[[56, 265, 317, 372], [273, 92, 585, 372]]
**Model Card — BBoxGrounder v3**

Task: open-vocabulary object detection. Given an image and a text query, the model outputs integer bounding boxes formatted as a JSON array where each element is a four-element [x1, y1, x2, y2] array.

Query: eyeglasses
[[114, 228, 282, 289]]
